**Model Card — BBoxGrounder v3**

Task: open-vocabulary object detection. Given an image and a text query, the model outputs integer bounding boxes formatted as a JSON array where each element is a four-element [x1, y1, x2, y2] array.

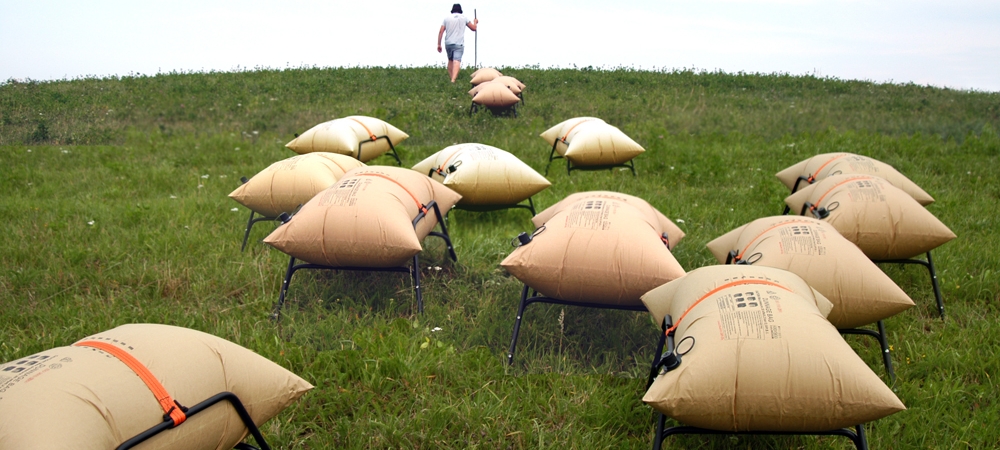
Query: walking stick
[[474, 9, 478, 68]]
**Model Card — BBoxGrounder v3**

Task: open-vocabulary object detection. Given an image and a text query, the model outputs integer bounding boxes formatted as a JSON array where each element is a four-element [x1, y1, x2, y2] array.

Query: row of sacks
[[0, 324, 311, 449], [230, 144, 551, 244], [500, 190, 906, 432], [776, 152, 953, 260], [469, 67, 525, 109]]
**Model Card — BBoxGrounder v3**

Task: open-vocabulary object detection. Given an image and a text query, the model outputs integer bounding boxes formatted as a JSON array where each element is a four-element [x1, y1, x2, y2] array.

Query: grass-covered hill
[[1, 66, 998, 448]]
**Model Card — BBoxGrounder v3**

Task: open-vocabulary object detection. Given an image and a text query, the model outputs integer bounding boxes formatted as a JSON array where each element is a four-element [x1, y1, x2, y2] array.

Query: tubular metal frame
[[543, 140, 637, 177], [356, 135, 402, 166], [270, 200, 457, 319], [117, 391, 269, 450]]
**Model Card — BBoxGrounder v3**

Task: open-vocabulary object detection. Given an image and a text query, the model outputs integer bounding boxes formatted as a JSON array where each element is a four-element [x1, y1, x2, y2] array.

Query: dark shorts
[[446, 44, 464, 62]]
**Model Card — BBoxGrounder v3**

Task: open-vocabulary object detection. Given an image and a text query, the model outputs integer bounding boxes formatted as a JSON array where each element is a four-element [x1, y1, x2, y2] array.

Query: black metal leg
[[271, 256, 298, 320], [412, 255, 423, 314], [839, 320, 895, 385], [241, 209, 257, 252], [506, 284, 531, 365], [925, 251, 945, 318], [117, 392, 271, 450], [646, 330, 667, 390], [651, 412, 666, 450]]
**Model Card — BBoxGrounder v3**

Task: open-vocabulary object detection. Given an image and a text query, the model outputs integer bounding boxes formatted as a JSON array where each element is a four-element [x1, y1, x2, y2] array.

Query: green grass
[[1, 67, 999, 449]]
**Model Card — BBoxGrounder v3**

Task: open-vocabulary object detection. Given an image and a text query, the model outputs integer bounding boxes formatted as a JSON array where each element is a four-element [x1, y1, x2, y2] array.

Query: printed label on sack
[[463, 148, 499, 162], [846, 179, 886, 202], [318, 177, 370, 207], [844, 157, 879, 174], [777, 224, 827, 256], [716, 290, 782, 340], [0, 353, 72, 401], [273, 156, 303, 172], [563, 200, 617, 230]]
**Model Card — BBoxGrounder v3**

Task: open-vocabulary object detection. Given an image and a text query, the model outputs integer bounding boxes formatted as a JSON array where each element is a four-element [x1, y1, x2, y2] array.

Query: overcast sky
[[2, 0, 998, 91]]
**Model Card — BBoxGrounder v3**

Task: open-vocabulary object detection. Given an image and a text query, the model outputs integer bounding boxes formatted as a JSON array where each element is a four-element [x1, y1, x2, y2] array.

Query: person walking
[[437, 4, 478, 83]]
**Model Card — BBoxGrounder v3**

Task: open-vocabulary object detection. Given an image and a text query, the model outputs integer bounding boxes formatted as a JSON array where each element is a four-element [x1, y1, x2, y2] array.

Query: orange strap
[[806, 153, 848, 183], [348, 118, 378, 141], [808, 175, 873, 214], [733, 219, 815, 261], [74, 340, 187, 426], [665, 279, 792, 336], [560, 119, 596, 143], [353, 172, 428, 214], [435, 146, 469, 175]]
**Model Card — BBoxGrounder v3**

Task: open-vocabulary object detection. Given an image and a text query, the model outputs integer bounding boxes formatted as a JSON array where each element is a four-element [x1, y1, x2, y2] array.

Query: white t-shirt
[[442, 14, 470, 46]]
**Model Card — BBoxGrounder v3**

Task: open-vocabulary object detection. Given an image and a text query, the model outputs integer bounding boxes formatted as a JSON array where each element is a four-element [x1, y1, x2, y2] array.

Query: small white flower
[[234, 147, 240, 151], [433, 266, 442, 271], [237, 103, 242, 107], [198, 184, 204, 189], [219, 175, 227, 179], [61, 149, 69, 154], [669, 166, 675, 170], [432, 327, 442, 332], [170, 195, 177, 199], [676, 219, 685, 224], [26, 149, 32, 153], [201, 174, 209, 179], [231, 208, 239, 212], [184, 226, 190, 229], [87, 220, 95, 226]]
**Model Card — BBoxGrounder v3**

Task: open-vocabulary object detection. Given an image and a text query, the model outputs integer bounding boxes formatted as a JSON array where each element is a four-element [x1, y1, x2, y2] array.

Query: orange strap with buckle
[[74, 340, 187, 426], [560, 118, 596, 143], [733, 219, 815, 262], [348, 117, 378, 141], [665, 279, 792, 336], [806, 153, 848, 183], [808, 175, 873, 214], [353, 172, 428, 214]]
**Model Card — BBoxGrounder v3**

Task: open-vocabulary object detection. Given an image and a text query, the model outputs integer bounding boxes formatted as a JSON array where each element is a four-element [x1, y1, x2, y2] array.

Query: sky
[[2, 0, 998, 92]]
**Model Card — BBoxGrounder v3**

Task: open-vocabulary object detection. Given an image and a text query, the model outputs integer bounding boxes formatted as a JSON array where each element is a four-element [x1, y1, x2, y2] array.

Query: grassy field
[[1, 66, 998, 449]]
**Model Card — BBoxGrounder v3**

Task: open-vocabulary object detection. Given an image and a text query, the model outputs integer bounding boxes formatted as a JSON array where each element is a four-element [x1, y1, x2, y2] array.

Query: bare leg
[[449, 60, 461, 83]]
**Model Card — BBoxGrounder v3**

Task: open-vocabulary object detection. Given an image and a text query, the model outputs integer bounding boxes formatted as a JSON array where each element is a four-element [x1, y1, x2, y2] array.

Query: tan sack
[[229, 153, 366, 217], [545, 120, 645, 166], [642, 265, 905, 432], [532, 191, 685, 250], [539, 117, 606, 148], [492, 76, 525, 94], [470, 67, 502, 85], [502, 197, 686, 305], [0, 323, 312, 450], [776, 152, 934, 205], [471, 82, 521, 108], [412, 143, 550, 206], [784, 174, 956, 260], [264, 166, 461, 268], [285, 115, 409, 162], [706, 215, 914, 328]]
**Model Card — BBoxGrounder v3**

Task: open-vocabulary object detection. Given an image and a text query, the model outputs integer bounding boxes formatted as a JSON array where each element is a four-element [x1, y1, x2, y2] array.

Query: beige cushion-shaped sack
[[229, 153, 366, 217], [785, 174, 956, 260], [531, 190, 685, 250], [777, 152, 934, 205], [551, 120, 645, 166], [706, 215, 914, 328], [0, 323, 312, 450], [412, 143, 550, 206], [285, 115, 409, 162], [539, 117, 606, 149], [641, 265, 905, 432], [471, 82, 521, 108], [264, 166, 461, 268], [502, 197, 686, 306], [469, 77, 524, 96], [470, 67, 502, 85]]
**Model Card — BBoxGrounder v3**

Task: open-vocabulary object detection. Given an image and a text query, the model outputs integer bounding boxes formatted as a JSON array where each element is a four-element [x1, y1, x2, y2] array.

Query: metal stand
[[356, 135, 402, 166], [469, 102, 518, 118], [839, 320, 895, 384], [875, 251, 945, 318], [543, 140, 636, 176], [781, 175, 815, 215], [117, 391, 270, 450], [270, 201, 456, 319], [506, 284, 647, 365], [647, 316, 869, 450], [237, 177, 280, 252]]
